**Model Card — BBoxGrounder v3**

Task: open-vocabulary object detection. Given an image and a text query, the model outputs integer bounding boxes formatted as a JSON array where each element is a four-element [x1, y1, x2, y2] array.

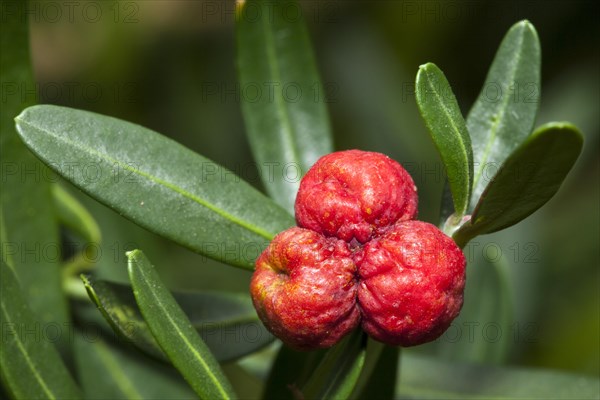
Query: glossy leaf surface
[[127, 250, 236, 399], [15, 105, 295, 269], [455, 122, 582, 246], [416, 63, 473, 216]]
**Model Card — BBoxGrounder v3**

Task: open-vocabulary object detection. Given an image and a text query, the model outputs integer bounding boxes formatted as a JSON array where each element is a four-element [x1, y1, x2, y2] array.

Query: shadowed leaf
[[237, 0, 333, 212]]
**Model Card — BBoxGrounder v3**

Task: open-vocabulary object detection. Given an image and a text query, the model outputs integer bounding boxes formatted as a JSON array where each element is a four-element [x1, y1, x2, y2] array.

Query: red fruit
[[250, 227, 360, 350], [356, 221, 465, 346], [295, 150, 418, 244]]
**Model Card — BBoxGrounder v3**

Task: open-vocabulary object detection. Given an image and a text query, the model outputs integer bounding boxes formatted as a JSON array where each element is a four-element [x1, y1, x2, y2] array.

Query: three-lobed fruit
[[251, 150, 466, 350]]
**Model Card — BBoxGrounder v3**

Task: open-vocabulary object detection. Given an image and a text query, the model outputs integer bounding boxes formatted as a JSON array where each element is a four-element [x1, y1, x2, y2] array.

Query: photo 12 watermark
[[1, 81, 140, 105], [401, 80, 540, 104], [200, 81, 339, 104], [435, 320, 540, 344], [1, 1, 139, 24]]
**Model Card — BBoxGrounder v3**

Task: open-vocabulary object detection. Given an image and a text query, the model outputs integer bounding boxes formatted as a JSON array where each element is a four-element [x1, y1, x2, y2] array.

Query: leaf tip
[[80, 273, 91, 285], [126, 249, 143, 261], [126, 250, 148, 278], [14, 105, 46, 137], [418, 62, 437, 73], [79, 274, 101, 306], [235, 0, 245, 14], [517, 19, 532, 27], [14, 112, 26, 135], [534, 121, 584, 149], [512, 19, 539, 41]]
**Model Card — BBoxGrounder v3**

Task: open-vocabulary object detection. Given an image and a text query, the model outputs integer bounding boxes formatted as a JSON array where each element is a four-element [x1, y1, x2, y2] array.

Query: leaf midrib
[[16, 117, 275, 241], [423, 68, 471, 214], [92, 339, 143, 399], [132, 257, 232, 400], [471, 27, 526, 197], [261, 6, 302, 168], [0, 300, 55, 399]]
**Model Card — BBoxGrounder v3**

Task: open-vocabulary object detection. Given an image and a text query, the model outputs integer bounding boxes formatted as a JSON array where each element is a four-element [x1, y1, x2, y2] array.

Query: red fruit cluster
[[250, 150, 466, 350]]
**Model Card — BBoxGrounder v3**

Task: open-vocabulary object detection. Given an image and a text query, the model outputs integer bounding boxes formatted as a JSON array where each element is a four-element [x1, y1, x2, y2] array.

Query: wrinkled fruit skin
[[295, 150, 418, 243], [356, 221, 466, 346], [250, 227, 360, 350], [252, 150, 466, 350]]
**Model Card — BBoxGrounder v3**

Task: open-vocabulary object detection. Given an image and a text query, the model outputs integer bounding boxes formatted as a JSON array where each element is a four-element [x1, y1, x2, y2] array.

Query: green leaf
[[302, 330, 367, 400], [0, 257, 82, 399], [53, 184, 101, 245], [222, 364, 264, 400], [416, 63, 473, 216], [454, 122, 582, 247], [349, 341, 398, 400], [54, 184, 103, 278], [261, 345, 327, 400], [81, 276, 273, 362], [0, 0, 68, 332], [0, 208, 13, 268], [126, 250, 237, 400], [237, 0, 334, 212], [467, 20, 541, 209], [15, 105, 295, 269], [74, 332, 196, 400], [398, 352, 600, 399]]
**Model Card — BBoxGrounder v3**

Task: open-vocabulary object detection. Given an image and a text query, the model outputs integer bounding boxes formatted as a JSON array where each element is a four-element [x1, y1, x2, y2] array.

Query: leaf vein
[[0, 301, 56, 400], [134, 259, 232, 400], [16, 118, 275, 241]]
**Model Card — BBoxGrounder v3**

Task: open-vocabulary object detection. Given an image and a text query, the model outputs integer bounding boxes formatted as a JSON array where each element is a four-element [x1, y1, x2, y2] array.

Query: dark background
[[25, 0, 599, 377]]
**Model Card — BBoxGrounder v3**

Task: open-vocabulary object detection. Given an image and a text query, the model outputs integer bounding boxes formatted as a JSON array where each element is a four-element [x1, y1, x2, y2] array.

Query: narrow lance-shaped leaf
[[454, 122, 583, 247], [54, 184, 103, 278], [261, 345, 328, 400], [416, 63, 473, 217], [0, 257, 82, 399], [127, 250, 237, 400], [349, 340, 398, 400], [302, 330, 367, 400], [221, 364, 264, 400], [73, 332, 196, 400], [1, 0, 69, 331], [53, 184, 102, 245], [15, 105, 295, 270], [237, 0, 333, 212], [467, 20, 541, 209], [81, 276, 273, 363]]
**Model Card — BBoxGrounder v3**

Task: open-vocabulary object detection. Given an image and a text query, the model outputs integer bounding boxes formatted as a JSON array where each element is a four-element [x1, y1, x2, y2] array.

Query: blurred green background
[[26, 0, 598, 377]]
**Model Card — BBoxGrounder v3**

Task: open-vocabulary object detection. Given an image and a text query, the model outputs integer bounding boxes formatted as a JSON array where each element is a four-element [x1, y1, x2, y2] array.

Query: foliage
[[1, 1, 597, 399]]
